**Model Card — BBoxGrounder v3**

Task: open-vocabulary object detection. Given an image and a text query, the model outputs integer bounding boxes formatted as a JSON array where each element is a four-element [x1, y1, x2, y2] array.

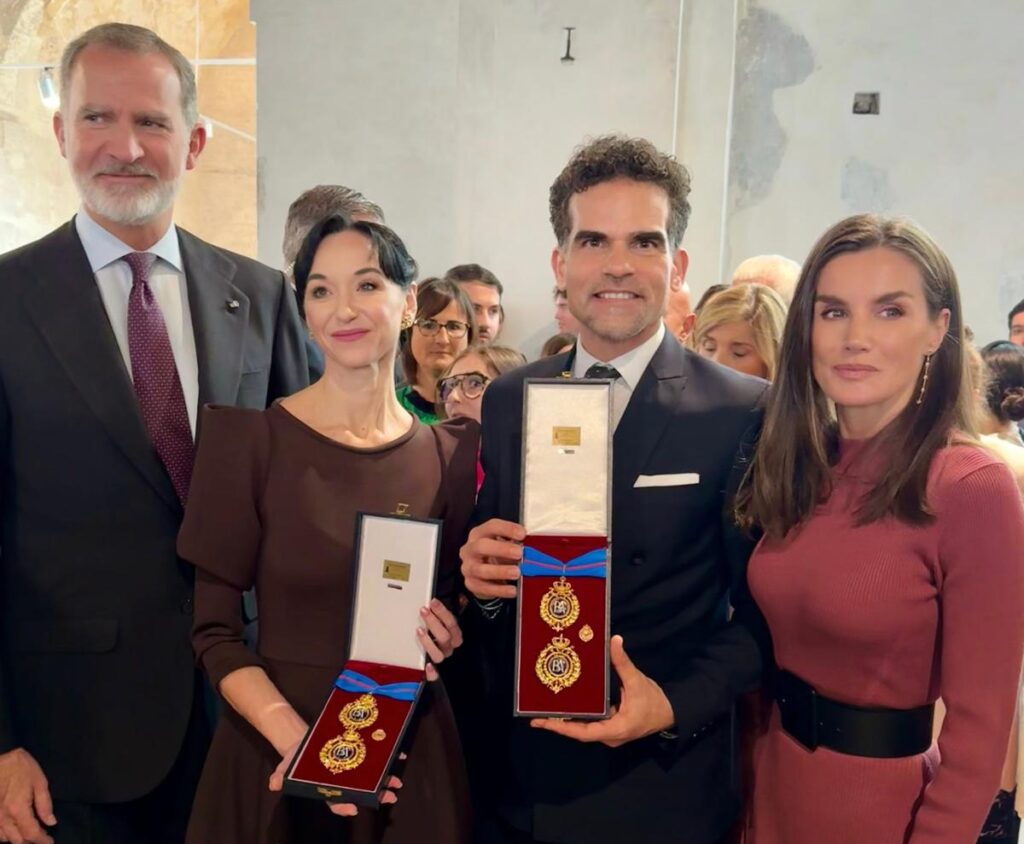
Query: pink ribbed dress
[[748, 442, 1024, 843]]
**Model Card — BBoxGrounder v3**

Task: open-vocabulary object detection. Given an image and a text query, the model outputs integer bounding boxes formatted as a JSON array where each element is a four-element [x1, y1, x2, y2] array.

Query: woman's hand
[[268, 741, 403, 815], [418, 598, 463, 681]]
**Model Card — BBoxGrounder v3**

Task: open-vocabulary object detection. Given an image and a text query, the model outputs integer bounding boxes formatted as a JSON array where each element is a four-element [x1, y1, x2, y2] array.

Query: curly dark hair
[[549, 135, 692, 249]]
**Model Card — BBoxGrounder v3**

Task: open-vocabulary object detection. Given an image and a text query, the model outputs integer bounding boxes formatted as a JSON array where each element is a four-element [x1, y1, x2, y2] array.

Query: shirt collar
[[75, 207, 184, 274], [574, 323, 665, 389]]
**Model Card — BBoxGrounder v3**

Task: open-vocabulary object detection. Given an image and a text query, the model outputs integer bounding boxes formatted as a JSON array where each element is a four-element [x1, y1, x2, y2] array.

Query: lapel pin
[[226, 298, 240, 312]]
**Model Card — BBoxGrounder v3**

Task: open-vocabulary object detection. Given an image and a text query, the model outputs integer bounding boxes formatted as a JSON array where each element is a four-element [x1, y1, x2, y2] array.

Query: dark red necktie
[[124, 252, 193, 504]]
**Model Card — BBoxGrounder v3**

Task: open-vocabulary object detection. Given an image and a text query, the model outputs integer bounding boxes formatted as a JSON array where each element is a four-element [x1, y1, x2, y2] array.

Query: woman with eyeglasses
[[438, 345, 527, 425], [438, 345, 527, 494], [397, 278, 476, 424]]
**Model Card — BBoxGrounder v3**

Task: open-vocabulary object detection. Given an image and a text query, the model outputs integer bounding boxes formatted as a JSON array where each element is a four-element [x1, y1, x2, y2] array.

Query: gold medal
[[339, 694, 379, 730], [539, 577, 580, 632], [579, 624, 594, 643], [535, 635, 582, 693], [320, 730, 367, 773]]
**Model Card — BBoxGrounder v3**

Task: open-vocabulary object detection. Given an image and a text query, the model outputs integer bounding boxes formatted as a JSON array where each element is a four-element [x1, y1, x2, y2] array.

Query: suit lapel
[[178, 228, 248, 407], [22, 221, 181, 512], [613, 332, 689, 484]]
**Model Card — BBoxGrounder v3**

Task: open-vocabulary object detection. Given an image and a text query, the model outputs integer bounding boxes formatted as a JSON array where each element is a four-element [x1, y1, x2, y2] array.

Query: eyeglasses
[[413, 318, 470, 339], [438, 371, 491, 402]]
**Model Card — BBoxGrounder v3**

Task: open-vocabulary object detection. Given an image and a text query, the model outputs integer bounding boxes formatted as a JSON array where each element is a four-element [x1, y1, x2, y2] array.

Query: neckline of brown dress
[[271, 400, 420, 453]]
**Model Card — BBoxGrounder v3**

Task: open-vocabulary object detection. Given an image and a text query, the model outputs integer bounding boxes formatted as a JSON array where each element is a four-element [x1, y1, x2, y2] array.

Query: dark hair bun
[[1001, 388, 1024, 422]]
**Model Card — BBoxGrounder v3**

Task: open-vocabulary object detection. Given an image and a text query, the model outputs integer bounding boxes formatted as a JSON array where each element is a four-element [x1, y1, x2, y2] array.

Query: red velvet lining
[[516, 534, 608, 716], [288, 660, 423, 794]]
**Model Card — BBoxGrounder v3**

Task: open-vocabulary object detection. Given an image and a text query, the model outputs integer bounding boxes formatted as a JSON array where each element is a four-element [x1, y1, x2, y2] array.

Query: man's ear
[[53, 110, 67, 158], [185, 122, 208, 171], [669, 247, 690, 292], [551, 246, 566, 288]]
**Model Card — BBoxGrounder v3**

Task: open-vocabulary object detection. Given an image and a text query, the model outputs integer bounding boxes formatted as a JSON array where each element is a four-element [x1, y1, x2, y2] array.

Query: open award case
[[283, 512, 441, 806], [514, 378, 612, 719]]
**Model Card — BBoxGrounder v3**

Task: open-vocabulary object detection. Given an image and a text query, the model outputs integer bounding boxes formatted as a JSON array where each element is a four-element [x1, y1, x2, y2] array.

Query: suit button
[[631, 554, 644, 566], [181, 597, 194, 615]]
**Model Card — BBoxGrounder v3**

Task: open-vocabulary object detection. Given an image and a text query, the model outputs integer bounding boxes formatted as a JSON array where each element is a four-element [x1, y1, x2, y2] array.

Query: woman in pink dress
[[735, 214, 1024, 843]]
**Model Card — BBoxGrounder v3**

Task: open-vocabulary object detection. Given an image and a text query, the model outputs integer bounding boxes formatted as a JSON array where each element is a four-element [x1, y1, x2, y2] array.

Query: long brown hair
[[734, 214, 974, 539], [400, 277, 477, 386]]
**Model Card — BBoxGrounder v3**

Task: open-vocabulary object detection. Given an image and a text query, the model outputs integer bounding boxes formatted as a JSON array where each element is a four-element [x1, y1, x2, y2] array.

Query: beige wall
[[0, 0, 257, 257]]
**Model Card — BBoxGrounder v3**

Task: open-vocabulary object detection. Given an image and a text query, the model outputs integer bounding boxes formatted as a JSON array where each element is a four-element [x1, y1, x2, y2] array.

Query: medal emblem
[[535, 635, 582, 693], [539, 577, 580, 632], [579, 624, 594, 643], [320, 730, 367, 773], [339, 694, 379, 730]]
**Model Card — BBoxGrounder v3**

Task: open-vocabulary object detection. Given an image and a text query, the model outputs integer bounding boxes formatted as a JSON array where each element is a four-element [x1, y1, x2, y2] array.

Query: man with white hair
[[0, 22, 306, 843], [730, 254, 801, 303]]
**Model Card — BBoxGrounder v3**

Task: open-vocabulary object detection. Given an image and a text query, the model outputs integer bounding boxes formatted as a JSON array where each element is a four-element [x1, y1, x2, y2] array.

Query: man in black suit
[[460, 136, 768, 844], [0, 23, 307, 844]]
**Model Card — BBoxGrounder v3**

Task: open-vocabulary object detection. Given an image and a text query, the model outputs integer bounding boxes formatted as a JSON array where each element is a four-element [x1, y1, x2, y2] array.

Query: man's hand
[[459, 519, 525, 600], [0, 748, 55, 844], [530, 636, 674, 748]]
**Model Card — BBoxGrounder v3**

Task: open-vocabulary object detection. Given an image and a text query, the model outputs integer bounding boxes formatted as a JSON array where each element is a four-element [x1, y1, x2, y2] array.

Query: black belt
[[774, 670, 934, 759]]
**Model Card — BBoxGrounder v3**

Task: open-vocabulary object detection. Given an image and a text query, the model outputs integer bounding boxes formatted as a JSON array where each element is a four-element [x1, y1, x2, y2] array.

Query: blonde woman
[[692, 283, 787, 380]]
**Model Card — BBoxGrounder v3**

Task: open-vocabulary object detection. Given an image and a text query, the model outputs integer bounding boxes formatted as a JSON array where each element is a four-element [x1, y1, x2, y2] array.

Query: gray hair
[[60, 22, 198, 127], [282, 185, 386, 268]]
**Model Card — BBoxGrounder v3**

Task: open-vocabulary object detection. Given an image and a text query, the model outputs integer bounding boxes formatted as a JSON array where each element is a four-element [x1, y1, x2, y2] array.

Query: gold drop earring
[[915, 352, 933, 406]]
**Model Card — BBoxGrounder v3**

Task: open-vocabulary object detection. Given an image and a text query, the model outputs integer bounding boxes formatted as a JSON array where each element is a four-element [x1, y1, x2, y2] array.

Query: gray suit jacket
[[0, 219, 308, 802]]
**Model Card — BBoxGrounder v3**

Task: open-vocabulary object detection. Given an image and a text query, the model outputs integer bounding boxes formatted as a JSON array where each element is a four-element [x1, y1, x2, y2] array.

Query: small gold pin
[[225, 298, 240, 312], [579, 624, 594, 643], [393, 503, 410, 516], [371, 729, 387, 742]]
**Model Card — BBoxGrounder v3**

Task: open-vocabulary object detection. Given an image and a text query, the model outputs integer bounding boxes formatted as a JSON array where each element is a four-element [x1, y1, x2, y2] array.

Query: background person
[[397, 277, 476, 424], [446, 263, 504, 344], [729, 254, 801, 304], [691, 283, 787, 380]]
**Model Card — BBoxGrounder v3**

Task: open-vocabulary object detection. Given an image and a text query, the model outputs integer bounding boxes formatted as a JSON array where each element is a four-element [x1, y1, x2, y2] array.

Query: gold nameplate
[[317, 786, 343, 798], [383, 560, 411, 582], [552, 426, 581, 447]]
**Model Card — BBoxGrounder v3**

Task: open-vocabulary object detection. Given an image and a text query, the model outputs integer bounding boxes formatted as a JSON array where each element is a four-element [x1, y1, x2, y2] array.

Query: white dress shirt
[[574, 323, 665, 430], [75, 209, 199, 437]]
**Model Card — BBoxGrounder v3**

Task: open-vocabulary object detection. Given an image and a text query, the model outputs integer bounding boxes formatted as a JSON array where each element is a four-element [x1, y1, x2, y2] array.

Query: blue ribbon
[[334, 669, 419, 702], [520, 546, 607, 579]]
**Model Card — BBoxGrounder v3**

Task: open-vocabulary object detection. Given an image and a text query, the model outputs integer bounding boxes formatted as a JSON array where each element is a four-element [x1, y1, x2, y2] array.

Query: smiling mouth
[[594, 292, 640, 300]]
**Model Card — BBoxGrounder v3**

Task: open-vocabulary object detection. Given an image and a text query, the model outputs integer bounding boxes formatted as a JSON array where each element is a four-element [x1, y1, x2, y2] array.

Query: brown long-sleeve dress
[[177, 403, 478, 844]]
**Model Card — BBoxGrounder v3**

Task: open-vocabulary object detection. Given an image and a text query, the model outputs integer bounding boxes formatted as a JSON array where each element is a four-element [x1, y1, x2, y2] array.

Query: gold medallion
[[339, 694, 379, 730], [535, 635, 582, 693], [539, 577, 580, 632], [371, 729, 387, 742], [579, 624, 594, 643], [320, 730, 366, 773]]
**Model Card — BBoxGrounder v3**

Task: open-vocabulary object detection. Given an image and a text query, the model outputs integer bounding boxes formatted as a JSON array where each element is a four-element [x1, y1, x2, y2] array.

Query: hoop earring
[[915, 353, 933, 406]]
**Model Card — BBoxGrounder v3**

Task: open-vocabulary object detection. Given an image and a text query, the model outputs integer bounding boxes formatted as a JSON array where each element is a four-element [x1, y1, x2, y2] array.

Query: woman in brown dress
[[178, 215, 478, 844]]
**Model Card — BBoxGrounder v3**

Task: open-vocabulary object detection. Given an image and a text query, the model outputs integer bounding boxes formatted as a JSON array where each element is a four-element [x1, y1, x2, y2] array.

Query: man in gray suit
[[0, 23, 307, 844]]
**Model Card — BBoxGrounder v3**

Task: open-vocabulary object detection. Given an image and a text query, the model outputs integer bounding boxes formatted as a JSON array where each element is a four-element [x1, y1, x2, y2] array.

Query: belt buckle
[[777, 672, 818, 751]]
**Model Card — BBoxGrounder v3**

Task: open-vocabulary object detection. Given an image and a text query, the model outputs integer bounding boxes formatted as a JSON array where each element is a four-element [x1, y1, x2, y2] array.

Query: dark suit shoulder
[[484, 353, 568, 406], [679, 346, 768, 410], [0, 222, 79, 281], [176, 228, 286, 294]]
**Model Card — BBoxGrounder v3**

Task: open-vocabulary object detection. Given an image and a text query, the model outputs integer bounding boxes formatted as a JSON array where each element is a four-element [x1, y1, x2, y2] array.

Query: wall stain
[[729, 4, 814, 212], [840, 157, 894, 213]]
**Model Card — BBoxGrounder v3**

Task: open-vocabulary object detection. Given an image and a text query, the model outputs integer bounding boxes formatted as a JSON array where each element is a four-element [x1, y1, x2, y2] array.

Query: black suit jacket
[[0, 220, 308, 802], [471, 333, 768, 844]]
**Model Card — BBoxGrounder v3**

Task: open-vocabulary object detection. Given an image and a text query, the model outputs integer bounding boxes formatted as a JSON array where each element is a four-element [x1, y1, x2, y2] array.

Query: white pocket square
[[633, 473, 700, 488]]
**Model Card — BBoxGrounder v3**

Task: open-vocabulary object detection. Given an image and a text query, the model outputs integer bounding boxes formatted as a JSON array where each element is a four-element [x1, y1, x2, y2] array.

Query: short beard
[[74, 165, 180, 227]]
